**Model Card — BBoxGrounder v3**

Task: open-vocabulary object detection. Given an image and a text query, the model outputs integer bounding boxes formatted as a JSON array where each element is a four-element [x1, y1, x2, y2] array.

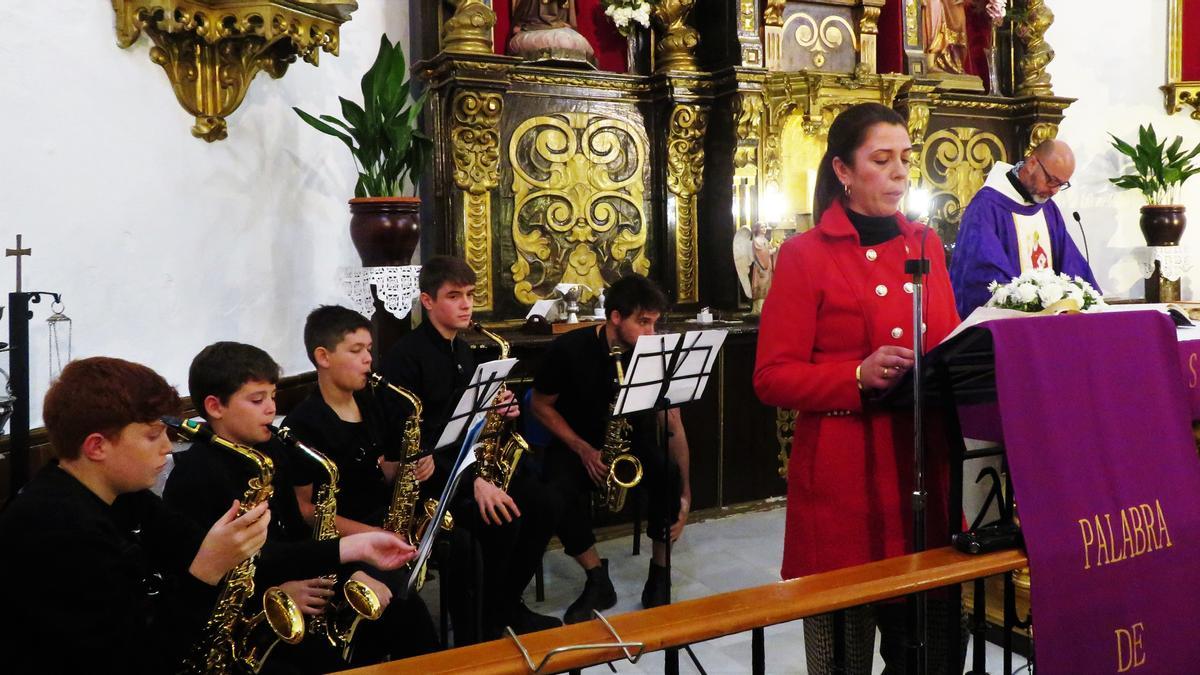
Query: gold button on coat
[[891, 327, 904, 339], [866, 249, 878, 261], [875, 285, 888, 297]]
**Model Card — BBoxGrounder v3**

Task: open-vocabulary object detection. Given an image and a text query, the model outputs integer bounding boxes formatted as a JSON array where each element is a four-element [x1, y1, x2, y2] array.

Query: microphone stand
[[904, 226, 931, 674]]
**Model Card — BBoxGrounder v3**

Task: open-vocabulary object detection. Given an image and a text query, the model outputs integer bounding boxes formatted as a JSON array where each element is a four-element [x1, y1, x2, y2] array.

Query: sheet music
[[405, 418, 483, 595], [434, 358, 516, 449], [613, 329, 728, 415], [613, 333, 680, 415], [664, 330, 727, 404]]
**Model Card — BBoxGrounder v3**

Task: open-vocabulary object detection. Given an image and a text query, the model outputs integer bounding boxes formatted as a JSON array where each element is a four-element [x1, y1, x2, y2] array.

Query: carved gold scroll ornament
[[112, 0, 354, 142]]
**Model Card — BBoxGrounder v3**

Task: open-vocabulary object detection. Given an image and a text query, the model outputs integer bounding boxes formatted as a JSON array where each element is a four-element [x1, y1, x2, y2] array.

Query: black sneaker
[[641, 562, 670, 609], [506, 602, 563, 634], [563, 558, 617, 624]]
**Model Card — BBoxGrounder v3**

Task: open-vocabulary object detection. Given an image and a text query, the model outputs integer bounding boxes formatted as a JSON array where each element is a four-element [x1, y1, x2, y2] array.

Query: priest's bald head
[[1016, 139, 1075, 204]]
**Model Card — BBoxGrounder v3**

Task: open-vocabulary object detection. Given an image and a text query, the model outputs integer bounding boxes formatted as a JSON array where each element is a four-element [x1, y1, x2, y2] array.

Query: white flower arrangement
[[986, 269, 1106, 313], [603, 0, 653, 37]]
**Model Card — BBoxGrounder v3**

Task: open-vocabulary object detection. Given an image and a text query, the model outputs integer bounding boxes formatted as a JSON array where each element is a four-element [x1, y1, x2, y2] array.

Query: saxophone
[[368, 373, 452, 586], [596, 345, 644, 513], [471, 321, 531, 492], [164, 417, 306, 675], [271, 426, 382, 661]]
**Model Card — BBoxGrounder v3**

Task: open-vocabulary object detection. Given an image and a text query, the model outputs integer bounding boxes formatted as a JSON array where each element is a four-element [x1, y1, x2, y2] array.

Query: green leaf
[[293, 107, 355, 150], [338, 97, 367, 132]]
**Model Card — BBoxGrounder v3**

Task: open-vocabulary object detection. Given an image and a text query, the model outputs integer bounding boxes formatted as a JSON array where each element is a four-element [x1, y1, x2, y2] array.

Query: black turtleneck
[[846, 207, 901, 246], [1007, 162, 1036, 204]]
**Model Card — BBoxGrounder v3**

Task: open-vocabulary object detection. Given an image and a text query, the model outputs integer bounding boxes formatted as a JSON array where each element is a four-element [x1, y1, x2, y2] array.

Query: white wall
[[0, 2, 410, 423], [1046, 0, 1200, 299]]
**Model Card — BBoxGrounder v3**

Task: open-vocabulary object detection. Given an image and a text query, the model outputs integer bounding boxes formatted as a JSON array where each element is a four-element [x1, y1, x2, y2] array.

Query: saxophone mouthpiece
[[160, 415, 183, 430]]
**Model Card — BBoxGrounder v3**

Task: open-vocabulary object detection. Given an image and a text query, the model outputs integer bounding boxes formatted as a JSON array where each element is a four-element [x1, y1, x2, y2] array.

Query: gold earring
[[843, 183, 851, 197]]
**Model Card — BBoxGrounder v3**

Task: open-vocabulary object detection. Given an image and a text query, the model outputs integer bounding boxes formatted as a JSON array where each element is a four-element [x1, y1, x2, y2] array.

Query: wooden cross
[[6, 234, 30, 293]]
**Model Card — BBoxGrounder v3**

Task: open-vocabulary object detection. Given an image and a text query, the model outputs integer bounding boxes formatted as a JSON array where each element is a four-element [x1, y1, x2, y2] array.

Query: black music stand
[[612, 329, 727, 675], [883, 324, 1026, 675], [401, 357, 518, 598]]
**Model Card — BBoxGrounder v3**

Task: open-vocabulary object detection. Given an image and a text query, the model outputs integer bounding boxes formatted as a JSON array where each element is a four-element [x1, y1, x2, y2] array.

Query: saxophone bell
[[608, 453, 643, 490], [269, 425, 382, 660]]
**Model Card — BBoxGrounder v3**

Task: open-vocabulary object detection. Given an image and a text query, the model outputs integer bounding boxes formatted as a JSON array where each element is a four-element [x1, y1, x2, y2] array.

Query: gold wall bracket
[[1163, 0, 1200, 120], [112, 1, 355, 142]]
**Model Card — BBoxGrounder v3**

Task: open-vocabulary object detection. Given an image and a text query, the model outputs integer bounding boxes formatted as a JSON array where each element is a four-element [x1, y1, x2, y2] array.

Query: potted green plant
[[1109, 124, 1200, 246], [294, 34, 432, 266]]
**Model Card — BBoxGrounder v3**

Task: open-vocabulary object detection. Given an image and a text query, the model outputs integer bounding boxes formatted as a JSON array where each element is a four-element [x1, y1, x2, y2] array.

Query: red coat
[[754, 201, 961, 580]]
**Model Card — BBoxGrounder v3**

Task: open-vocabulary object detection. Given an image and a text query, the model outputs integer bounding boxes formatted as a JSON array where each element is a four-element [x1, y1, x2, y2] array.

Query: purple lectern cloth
[[988, 311, 1200, 673]]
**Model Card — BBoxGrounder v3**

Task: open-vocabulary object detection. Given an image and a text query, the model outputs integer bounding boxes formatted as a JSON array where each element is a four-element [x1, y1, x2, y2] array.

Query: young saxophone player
[[162, 342, 427, 670], [0, 357, 270, 674], [531, 273, 692, 623], [380, 256, 562, 641], [280, 309, 442, 653]]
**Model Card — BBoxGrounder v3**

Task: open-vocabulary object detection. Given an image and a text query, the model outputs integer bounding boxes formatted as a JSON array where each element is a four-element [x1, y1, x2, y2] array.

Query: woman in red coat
[[753, 103, 961, 673]]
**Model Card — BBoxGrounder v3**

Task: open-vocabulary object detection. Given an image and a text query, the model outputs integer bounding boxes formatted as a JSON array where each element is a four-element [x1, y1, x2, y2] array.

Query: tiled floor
[[496, 502, 1031, 674]]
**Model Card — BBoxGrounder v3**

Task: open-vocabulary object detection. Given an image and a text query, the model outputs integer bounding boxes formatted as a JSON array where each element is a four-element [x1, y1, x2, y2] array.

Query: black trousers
[[543, 441, 681, 557], [440, 464, 560, 644], [344, 563, 441, 664], [802, 599, 967, 675]]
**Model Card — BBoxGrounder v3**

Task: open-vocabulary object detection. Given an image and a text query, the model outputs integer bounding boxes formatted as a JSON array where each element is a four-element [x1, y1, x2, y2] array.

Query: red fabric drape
[[1183, 0, 1200, 81], [877, 0, 907, 74], [963, 2, 993, 89], [491, 0, 628, 73]]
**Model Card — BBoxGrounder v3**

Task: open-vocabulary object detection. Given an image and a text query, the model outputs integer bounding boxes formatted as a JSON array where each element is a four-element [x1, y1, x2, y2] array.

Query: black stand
[[615, 330, 725, 675], [5, 284, 60, 497], [400, 361, 516, 598], [884, 324, 1027, 674], [904, 247, 931, 674]]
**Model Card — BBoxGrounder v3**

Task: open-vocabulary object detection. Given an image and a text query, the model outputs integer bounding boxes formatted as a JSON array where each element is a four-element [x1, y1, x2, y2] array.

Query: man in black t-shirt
[[532, 274, 692, 623], [0, 357, 269, 674], [381, 256, 562, 641]]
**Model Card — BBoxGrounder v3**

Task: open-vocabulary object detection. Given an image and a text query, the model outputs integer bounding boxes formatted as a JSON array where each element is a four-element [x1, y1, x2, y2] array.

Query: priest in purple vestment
[[950, 139, 1100, 317]]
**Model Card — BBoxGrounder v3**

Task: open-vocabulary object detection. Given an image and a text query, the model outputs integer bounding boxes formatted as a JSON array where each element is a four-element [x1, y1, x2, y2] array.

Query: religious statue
[[508, 0, 597, 68], [733, 222, 779, 315], [923, 0, 969, 74]]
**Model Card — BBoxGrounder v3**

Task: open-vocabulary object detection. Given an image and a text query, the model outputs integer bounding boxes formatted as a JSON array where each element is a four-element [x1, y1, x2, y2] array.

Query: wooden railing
[[336, 546, 1029, 675]]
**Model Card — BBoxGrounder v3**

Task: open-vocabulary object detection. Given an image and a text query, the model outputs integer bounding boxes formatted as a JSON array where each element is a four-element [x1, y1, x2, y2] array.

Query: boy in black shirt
[[282, 310, 443, 652], [531, 274, 692, 623], [163, 342, 425, 669], [380, 256, 562, 641], [0, 357, 270, 674]]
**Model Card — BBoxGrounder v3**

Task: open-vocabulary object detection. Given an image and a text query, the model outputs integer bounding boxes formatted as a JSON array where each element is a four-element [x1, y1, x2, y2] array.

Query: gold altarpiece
[[415, 0, 1072, 321]]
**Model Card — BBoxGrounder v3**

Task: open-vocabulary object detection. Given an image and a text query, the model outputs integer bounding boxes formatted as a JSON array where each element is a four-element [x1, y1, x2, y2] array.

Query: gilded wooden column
[[737, 0, 764, 68], [763, 0, 785, 70], [1015, 0, 1055, 96], [733, 92, 764, 232], [442, 0, 496, 54], [902, 0, 927, 76], [654, 0, 700, 73], [450, 90, 504, 310], [667, 104, 708, 303], [857, 1, 884, 75]]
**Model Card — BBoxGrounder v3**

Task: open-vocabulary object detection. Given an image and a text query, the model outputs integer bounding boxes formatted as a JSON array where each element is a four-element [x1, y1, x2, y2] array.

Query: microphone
[[1072, 211, 1091, 265]]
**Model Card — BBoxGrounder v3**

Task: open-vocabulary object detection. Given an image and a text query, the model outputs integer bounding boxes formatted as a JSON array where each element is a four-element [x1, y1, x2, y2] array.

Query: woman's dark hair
[[812, 103, 907, 224]]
